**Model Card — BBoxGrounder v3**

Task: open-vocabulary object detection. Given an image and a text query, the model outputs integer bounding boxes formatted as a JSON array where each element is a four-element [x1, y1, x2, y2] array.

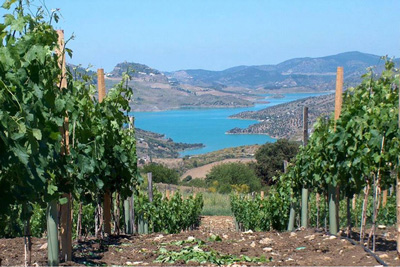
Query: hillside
[[109, 62, 162, 77], [105, 62, 255, 111], [89, 52, 396, 112], [180, 158, 255, 180], [152, 144, 260, 174], [228, 94, 335, 139], [136, 128, 203, 159], [167, 51, 396, 91]]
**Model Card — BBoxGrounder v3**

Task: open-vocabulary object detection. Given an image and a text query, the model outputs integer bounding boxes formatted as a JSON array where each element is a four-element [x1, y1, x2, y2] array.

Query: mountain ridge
[[100, 51, 397, 111], [168, 51, 382, 74], [166, 51, 396, 91]]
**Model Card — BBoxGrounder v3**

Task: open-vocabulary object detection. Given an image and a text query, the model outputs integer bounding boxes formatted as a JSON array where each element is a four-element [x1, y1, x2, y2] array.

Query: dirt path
[[199, 216, 236, 234], [181, 158, 255, 180], [0, 216, 397, 266]]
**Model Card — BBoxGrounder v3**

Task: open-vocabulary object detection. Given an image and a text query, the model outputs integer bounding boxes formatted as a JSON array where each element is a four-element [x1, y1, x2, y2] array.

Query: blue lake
[[132, 92, 331, 156]]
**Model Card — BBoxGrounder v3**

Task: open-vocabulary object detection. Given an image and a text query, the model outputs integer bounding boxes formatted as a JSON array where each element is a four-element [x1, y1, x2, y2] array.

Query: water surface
[[132, 92, 330, 156]]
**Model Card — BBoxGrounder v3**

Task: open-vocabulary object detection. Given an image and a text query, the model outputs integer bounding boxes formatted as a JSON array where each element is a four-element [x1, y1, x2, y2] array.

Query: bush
[[181, 178, 207, 188], [183, 175, 192, 182], [0, 204, 46, 238], [142, 163, 179, 184], [205, 162, 261, 193], [255, 139, 299, 184]]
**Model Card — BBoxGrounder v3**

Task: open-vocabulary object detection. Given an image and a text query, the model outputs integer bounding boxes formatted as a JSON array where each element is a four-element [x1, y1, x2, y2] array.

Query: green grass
[[201, 192, 232, 216]]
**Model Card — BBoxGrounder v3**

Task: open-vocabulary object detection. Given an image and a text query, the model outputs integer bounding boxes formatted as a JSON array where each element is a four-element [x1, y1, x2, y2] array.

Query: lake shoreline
[[133, 92, 330, 156]]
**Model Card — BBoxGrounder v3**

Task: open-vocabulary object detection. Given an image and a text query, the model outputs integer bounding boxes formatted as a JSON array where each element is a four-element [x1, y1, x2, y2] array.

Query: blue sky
[[25, 1, 400, 71]]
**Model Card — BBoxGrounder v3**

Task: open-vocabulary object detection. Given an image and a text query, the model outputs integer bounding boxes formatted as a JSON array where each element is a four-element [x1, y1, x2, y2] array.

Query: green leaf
[[209, 234, 222, 241], [10, 16, 26, 32], [65, 48, 73, 58], [50, 131, 60, 140], [55, 98, 66, 112], [24, 45, 48, 64], [59, 197, 68, 205], [2, 0, 17, 9], [373, 154, 381, 163], [95, 179, 104, 189], [11, 132, 25, 140], [47, 184, 58, 195], [32, 128, 42, 140], [19, 123, 26, 134], [11, 144, 29, 165]]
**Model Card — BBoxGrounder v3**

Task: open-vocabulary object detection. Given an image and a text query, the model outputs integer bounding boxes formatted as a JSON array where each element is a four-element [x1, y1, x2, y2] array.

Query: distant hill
[[167, 52, 397, 91], [136, 128, 203, 159], [228, 94, 335, 140], [95, 52, 397, 111], [104, 62, 254, 111], [108, 62, 162, 77]]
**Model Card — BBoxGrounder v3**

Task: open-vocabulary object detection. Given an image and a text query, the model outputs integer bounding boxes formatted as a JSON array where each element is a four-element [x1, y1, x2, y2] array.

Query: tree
[[205, 162, 261, 193], [255, 139, 299, 184], [142, 163, 179, 184]]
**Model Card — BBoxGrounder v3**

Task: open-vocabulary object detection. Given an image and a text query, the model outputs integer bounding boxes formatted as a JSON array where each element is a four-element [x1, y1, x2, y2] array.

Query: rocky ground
[[0, 216, 398, 266], [228, 94, 335, 140]]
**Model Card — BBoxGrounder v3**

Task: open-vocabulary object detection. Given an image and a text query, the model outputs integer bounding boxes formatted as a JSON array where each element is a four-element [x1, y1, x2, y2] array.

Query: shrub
[[181, 178, 207, 188], [255, 139, 299, 184], [142, 163, 179, 184], [205, 162, 261, 193]]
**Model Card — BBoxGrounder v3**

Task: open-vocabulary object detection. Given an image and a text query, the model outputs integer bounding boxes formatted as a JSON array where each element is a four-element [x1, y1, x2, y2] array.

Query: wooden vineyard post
[[260, 191, 264, 200], [97, 68, 112, 236], [130, 116, 136, 234], [301, 106, 309, 228], [124, 116, 136, 234], [97, 68, 106, 102], [23, 217, 32, 267], [382, 190, 388, 207], [60, 193, 73, 262], [316, 193, 320, 229], [95, 198, 103, 238], [360, 183, 370, 242], [397, 84, 400, 257], [124, 117, 133, 234], [57, 29, 73, 262], [76, 203, 83, 240], [46, 32, 62, 256], [329, 66, 343, 235], [103, 177, 111, 236], [129, 193, 136, 234], [114, 192, 121, 235], [346, 195, 351, 237]]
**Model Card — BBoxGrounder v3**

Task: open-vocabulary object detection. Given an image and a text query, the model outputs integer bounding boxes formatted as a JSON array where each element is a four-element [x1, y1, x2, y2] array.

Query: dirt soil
[[0, 216, 398, 266], [181, 159, 255, 180]]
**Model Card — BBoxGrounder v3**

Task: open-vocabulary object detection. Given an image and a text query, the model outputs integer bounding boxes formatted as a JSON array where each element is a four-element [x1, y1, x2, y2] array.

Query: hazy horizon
[[102, 50, 393, 73]]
